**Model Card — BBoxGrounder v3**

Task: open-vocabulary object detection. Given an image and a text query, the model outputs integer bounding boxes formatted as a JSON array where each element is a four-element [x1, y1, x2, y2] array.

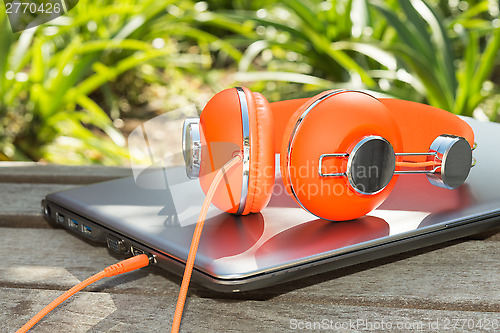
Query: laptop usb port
[[82, 225, 92, 235], [68, 218, 78, 229]]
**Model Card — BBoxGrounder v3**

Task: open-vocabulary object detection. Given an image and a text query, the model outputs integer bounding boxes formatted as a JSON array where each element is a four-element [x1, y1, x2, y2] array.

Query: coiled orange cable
[[16, 254, 151, 333], [171, 154, 242, 333]]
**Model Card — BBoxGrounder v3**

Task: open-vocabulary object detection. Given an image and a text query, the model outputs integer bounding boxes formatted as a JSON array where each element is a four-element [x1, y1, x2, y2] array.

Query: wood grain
[[0, 183, 76, 228], [0, 162, 131, 185], [0, 228, 499, 332], [3, 287, 499, 333]]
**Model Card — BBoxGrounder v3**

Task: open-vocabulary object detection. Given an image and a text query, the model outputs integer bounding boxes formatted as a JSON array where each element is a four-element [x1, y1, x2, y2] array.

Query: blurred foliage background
[[0, 0, 499, 164]]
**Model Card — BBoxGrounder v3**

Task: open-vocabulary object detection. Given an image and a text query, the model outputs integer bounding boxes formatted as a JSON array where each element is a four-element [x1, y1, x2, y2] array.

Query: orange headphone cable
[[395, 160, 440, 168], [15, 254, 151, 333], [171, 153, 243, 333]]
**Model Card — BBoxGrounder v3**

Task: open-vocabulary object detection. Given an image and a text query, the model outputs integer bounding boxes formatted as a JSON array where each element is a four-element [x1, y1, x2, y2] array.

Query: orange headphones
[[183, 87, 475, 221]]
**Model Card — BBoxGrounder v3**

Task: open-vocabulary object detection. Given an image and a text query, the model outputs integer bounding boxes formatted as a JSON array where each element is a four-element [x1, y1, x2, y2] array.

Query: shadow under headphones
[[182, 87, 475, 221]]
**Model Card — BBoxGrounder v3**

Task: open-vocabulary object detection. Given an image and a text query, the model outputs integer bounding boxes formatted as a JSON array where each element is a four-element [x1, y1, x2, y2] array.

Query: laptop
[[42, 117, 500, 292]]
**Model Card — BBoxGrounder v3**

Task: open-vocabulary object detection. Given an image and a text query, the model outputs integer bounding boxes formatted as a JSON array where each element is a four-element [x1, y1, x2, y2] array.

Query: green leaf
[[410, 0, 457, 106], [235, 71, 336, 88], [0, 14, 14, 100], [448, 1, 490, 25], [331, 41, 397, 70], [371, 2, 431, 59], [76, 94, 126, 146], [467, 27, 500, 115], [67, 49, 169, 103], [282, 0, 325, 34], [454, 31, 477, 115], [397, 0, 433, 54]]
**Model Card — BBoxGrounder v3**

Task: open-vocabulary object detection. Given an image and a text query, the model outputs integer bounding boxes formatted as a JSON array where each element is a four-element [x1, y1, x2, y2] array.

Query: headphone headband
[[269, 95, 475, 154]]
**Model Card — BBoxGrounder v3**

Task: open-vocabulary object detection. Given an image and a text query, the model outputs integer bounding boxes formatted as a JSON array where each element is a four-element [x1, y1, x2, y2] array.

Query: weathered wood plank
[[2, 287, 500, 333], [1, 287, 117, 333], [0, 162, 131, 184], [0, 228, 498, 309], [0, 183, 75, 228]]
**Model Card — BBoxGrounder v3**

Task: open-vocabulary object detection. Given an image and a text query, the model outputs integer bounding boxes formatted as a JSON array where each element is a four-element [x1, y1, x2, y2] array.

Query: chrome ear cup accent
[[426, 135, 473, 189], [235, 87, 251, 215], [346, 136, 396, 195], [182, 118, 201, 179]]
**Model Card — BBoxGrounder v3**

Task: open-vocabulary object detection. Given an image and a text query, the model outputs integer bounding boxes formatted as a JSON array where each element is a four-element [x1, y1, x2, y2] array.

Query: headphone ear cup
[[198, 88, 246, 214], [280, 90, 402, 221], [198, 88, 274, 215], [244, 91, 275, 214]]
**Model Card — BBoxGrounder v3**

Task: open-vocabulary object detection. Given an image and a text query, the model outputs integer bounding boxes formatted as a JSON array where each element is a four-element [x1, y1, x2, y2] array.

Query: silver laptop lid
[[47, 118, 500, 280]]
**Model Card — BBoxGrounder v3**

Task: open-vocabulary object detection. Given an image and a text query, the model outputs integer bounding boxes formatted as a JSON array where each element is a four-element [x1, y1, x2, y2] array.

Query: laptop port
[[56, 212, 65, 224], [106, 235, 127, 253], [82, 225, 92, 235], [68, 218, 78, 229], [130, 246, 145, 256], [43, 204, 51, 217], [130, 246, 156, 263]]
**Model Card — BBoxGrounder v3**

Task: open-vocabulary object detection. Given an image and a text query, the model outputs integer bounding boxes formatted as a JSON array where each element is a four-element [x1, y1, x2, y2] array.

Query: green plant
[[0, 0, 242, 164], [370, 0, 500, 116], [217, 0, 383, 96], [0, 12, 31, 161], [213, 0, 499, 117]]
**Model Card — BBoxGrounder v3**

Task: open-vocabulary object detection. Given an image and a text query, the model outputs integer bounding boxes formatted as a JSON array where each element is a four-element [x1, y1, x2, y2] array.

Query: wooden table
[[1, 163, 499, 332]]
